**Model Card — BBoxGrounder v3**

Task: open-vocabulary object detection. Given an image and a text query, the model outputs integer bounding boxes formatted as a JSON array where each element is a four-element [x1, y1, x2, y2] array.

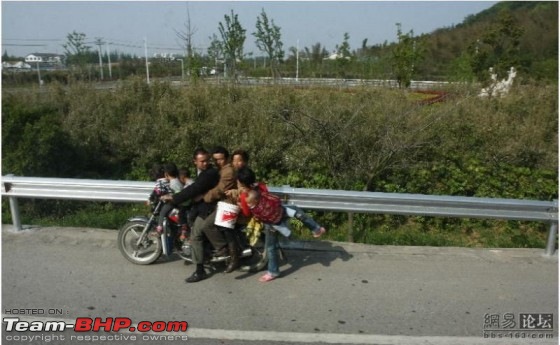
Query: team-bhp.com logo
[[4, 317, 189, 342]]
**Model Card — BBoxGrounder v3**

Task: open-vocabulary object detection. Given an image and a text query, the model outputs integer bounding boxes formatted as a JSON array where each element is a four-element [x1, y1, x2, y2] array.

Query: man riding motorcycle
[[161, 148, 228, 283]]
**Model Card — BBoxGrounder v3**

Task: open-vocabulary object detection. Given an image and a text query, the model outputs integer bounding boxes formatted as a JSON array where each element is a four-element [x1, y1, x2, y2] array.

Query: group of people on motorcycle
[[159, 147, 326, 283]]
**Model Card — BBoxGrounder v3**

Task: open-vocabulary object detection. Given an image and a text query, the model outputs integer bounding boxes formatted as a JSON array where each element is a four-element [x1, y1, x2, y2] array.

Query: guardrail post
[[544, 222, 558, 256], [8, 196, 22, 231], [4, 175, 22, 231], [347, 212, 354, 242]]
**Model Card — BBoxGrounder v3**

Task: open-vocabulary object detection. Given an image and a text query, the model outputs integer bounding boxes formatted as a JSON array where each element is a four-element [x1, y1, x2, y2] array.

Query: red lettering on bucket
[[221, 211, 237, 222]]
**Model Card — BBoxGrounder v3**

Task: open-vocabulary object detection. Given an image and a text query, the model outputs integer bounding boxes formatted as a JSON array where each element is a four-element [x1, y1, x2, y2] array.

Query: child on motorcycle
[[233, 167, 326, 283], [178, 166, 194, 240], [148, 164, 171, 204], [155, 163, 184, 235]]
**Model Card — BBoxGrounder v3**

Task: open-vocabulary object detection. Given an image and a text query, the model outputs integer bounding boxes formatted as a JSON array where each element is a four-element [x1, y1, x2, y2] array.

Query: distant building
[[2, 61, 32, 70], [25, 53, 65, 65], [325, 51, 350, 61]]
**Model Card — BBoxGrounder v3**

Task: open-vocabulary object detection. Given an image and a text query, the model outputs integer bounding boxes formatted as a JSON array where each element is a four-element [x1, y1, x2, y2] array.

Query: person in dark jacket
[[161, 148, 228, 283]]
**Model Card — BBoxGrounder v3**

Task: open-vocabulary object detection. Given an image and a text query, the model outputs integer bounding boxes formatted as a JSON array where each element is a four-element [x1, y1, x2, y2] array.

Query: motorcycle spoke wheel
[[118, 221, 162, 265], [239, 239, 268, 272]]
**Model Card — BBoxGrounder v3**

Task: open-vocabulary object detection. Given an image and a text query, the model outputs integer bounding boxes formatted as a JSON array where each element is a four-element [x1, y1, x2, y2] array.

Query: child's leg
[[178, 206, 190, 239], [260, 226, 280, 281], [178, 206, 187, 226], [157, 203, 174, 232], [271, 219, 291, 237], [283, 205, 324, 235]]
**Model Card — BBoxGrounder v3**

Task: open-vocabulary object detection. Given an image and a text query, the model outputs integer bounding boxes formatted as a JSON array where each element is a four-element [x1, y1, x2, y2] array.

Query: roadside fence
[[2, 175, 557, 255]]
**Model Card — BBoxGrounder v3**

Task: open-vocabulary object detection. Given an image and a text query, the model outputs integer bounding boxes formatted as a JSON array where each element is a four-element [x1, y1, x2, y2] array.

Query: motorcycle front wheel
[[118, 220, 162, 265]]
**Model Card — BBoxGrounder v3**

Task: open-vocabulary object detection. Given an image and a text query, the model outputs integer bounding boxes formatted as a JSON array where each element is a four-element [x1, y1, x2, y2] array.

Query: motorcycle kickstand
[[278, 247, 287, 262]]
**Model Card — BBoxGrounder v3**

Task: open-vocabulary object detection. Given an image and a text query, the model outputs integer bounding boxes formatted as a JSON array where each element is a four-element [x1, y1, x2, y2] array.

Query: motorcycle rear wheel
[[118, 220, 162, 265], [239, 238, 268, 272]]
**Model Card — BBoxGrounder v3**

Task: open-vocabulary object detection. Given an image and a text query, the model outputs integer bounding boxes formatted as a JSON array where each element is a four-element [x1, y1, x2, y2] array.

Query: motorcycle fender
[[127, 216, 150, 223]]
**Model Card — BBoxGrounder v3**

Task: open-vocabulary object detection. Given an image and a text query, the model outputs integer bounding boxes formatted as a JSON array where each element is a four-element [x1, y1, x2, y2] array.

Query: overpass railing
[[1, 175, 557, 255]]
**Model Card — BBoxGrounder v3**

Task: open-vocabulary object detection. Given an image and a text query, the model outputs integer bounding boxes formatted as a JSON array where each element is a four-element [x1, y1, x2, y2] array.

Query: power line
[[2, 44, 47, 47], [3, 38, 63, 42]]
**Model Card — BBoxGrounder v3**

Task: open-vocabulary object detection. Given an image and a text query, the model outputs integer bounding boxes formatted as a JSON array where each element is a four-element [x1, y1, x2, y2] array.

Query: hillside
[[416, 1, 558, 81]]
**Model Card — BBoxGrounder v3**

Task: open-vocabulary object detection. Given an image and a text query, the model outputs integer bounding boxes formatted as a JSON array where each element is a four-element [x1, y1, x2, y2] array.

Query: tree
[[207, 34, 223, 70], [253, 9, 284, 78], [468, 11, 524, 83], [334, 32, 353, 77], [62, 31, 91, 65], [218, 10, 246, 78], [391, 23, 425, 88], [305, 43, 328, 65], [174, 5, 198, 77], [62, 31, 95, 81]]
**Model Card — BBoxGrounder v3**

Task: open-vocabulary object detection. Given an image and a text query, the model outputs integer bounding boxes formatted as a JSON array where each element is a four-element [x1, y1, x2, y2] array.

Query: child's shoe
[[313, 227, 326, 238], [258, 272, 278, 283], [151, 225, 164, 237], [179, 225, 189, 241]]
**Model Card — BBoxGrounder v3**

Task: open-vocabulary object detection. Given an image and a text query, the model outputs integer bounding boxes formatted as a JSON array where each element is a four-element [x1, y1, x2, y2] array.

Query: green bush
[[1, 81, 557, 248]]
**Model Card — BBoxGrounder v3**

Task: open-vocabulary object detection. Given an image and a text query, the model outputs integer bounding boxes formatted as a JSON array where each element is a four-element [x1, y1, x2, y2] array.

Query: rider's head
[[163, 163, 179, 179], [235, 166, 256, 190], [232, 149, 249, 171], [211, 146, 229, 169], [192, 148, 210, 172]]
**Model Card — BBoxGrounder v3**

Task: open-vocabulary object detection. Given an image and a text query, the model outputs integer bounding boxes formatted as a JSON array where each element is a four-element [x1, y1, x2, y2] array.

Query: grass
[[278, 212, 549, 249], [2, 201, 550, 249]]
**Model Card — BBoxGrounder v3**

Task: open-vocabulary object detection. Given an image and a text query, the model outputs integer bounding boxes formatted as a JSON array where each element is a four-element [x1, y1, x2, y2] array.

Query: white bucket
[[215, 201, 240, 229]]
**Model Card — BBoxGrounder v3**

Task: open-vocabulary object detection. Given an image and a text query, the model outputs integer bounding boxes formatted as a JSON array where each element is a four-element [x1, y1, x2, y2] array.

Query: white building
[[25, 53, 65, 65], [2, 61, 32, 70]]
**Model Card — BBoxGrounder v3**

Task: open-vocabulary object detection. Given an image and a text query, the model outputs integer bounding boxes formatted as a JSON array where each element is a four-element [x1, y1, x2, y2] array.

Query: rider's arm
[[203, 164, 236, 203], [239, 192, 252, 217], [257, 182, 269, 193], [171, 169, 219, 205]]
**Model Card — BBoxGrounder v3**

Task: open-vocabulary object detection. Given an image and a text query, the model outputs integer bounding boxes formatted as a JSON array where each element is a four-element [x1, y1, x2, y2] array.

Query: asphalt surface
[[1, 224, 558, 345]]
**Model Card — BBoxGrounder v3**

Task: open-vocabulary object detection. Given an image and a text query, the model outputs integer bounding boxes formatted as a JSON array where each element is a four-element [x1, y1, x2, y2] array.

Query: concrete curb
[[2, 224, 557, 262]]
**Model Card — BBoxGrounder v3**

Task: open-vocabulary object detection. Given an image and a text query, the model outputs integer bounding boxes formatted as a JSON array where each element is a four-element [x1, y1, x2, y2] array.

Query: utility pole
[[105, 42, 112, 79], [296, 39, 299, 81], [144, 37, 150, 84], [177, 58, 184, 80], [36, 62, 42, 87], [95, 38, 104, 80]]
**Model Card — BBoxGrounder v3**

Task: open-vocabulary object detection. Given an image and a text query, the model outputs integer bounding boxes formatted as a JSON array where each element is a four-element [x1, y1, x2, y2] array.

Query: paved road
[[2, 225, 557, 345]]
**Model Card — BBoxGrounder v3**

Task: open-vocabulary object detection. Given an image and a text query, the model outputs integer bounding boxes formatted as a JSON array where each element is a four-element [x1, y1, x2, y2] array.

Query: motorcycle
[[118, 198, 273, 272]]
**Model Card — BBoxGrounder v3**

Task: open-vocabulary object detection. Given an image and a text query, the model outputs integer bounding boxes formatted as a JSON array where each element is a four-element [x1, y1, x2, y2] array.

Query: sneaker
[[313, 227, 326, 238], [258, 272, 278, 283]]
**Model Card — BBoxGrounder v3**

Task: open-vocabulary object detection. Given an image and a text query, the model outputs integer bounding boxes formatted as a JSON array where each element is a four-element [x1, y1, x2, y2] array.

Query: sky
[[1, 1, 498, 58]]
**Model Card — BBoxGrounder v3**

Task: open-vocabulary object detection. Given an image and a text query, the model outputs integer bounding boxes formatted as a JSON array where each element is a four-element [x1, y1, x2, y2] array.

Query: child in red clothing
[[235, 167, 326, 282]]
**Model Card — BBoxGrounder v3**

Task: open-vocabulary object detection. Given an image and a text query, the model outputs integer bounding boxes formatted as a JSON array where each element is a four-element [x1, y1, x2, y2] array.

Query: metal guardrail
[[2, 175, 558, 255]]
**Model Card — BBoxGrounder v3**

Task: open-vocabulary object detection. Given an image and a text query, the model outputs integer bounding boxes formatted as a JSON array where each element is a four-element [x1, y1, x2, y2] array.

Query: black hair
[[236, 166, 256, 187], [212, 146, 230, 159], [149, 164, 164, 181], [163, 163, 179, 178], [232, 149, 249, 163], [178, 166, 190, 178], [192, 147, 209, 160]]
